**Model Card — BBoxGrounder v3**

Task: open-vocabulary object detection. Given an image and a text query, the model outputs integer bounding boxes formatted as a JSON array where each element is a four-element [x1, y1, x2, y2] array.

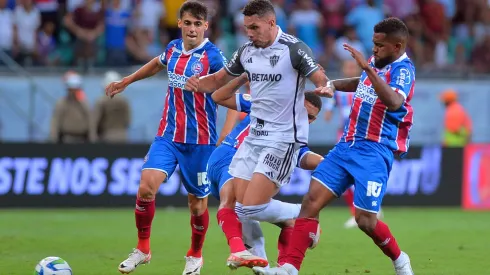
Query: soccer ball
[[35, 256, 73, 275]]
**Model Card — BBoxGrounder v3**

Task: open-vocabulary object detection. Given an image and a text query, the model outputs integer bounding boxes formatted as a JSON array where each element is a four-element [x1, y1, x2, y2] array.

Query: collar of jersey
[[181, 38, 209, 55]]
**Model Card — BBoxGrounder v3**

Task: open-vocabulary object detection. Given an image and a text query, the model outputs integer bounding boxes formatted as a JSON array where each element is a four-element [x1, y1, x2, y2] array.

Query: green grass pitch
[[1, 207, 489, 275]]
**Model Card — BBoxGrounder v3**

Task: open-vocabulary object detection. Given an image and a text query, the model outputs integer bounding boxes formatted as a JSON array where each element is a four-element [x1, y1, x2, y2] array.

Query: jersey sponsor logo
[[263, 153, 283, 172], [355, 81, 378, 105], [250, 73, 282, 82], [396, 68, 411, 87], [298, 49, 316, 69], [192, 53, 202, 59], [191, 61, 204, 75], [366, 181, 383, 197], [270, 54, 279, 67], [168, 72, 189, 89], [228, 51, 239, 68], [251, 128, 269, 136]]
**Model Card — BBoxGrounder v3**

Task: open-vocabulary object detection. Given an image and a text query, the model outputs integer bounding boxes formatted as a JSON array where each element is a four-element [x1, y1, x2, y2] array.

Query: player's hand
[[343, 43, 369, 70], [185, 74, 200, 92], [314, 83, 334, 98], [105, 79, 129, 98]]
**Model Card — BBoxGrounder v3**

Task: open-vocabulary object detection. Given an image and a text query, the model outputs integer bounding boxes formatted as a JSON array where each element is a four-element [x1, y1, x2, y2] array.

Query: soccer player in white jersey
[[185, 0, 333, 268], [254, 17, 416, 275]]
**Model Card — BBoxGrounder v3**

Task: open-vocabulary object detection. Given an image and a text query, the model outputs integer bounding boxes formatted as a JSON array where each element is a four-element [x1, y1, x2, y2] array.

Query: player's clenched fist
[[185, 74, 200, 92], [105, 78, 129, 98]]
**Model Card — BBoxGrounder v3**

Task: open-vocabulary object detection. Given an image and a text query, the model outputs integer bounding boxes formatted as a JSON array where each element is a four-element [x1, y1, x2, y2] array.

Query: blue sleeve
[[389, 62, 415, 100], [208, 47, 228, 73], [296, 146, 311, 168], [236, 93, 252, 113], [158, 41, 175, 66]]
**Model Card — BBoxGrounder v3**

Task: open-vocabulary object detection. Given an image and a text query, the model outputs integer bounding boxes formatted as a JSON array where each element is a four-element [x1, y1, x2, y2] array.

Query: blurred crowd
[[0, 0, 489, 72]]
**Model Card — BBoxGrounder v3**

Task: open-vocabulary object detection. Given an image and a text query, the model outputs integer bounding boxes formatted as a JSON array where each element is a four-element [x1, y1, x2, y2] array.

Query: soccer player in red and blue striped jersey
[[255, 17, 416, 275], [106, 2, 228, 274]]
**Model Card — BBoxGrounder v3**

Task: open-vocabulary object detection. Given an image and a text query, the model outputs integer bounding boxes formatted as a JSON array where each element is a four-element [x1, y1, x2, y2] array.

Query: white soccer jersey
[[224, 27, 319, 144]]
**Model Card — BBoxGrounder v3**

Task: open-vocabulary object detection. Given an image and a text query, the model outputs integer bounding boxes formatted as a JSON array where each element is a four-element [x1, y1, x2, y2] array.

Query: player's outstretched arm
[[105, 57, 164, 97], [299, 152, 324, 170], [185, 68, 236, 94], [211, 73, 248, 109], [329, 77, 361, 92]]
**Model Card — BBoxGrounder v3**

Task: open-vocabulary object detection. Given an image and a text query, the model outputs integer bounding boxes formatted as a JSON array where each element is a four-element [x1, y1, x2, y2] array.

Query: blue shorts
[[142, 137, 216, 198], [311, 140, 394, 213], [207, 144, 236, 201]]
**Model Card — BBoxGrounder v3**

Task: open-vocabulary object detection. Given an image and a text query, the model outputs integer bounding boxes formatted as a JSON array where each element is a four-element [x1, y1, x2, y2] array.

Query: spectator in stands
[[440, 89, 472, 147], [63, 0, 104, 70], [93, 71, 131, 143], [104, 0, 130, 66], [420, 0, 449, 68], [471, 33, 490, 73], [36, 20, 59, 65], [126, 0, 164, 64], [13, 0, 40, 66], [345, 0, 384, 54], [50, 71, 95, 143], [333, 25, 366, 62], [0, 0, 14, 65], [289, 0, 323, 56]]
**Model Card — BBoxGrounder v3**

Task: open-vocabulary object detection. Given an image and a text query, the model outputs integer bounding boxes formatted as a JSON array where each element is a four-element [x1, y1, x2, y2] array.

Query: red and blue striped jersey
[[156, 38, 227, 144], [341, 53, 415, 156], [222, 94, 252, 149]]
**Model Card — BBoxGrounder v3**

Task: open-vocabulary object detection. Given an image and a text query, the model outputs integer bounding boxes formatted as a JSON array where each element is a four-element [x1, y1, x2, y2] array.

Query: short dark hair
[[242, 0, 275, 18], [305, 92, 322, 111], [373, 17, 409, 39], [179, 1, 208, 21]]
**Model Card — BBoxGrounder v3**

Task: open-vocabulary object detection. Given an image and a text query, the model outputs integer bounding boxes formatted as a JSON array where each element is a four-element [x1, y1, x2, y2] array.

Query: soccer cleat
[[118, 248, 151, 274], [309, 223, 321, 249], [182, 256, 203, 275], [344, 216, 357, 229], [394, 252, 414, 275], [226, 250, 269, 270], [253, 263, 298, 275]]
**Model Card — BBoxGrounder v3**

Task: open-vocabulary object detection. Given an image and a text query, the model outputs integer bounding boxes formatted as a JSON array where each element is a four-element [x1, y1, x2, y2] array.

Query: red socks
[[135, 198, 155, 254], [277, 226, 294, 265], [187, 209, 209, 258], [369, 220, 401, 261], [343, 188, 356, 216], [217, 208, 246, 253], [284, 218, 319, 271]]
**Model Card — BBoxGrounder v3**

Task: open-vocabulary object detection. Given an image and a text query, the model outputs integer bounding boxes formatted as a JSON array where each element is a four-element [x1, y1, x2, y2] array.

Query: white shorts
[[228, 137, 300, 187]]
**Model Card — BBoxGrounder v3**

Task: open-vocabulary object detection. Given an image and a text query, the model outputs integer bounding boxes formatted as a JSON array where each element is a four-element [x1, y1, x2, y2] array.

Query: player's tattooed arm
[[211, 73, 248, 109], [330, 77, 361, 93], [299, 152, 324, 170]]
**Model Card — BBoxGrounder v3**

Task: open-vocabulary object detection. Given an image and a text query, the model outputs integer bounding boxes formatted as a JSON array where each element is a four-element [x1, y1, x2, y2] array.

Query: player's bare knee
[[138, 179, 158, 199], [139, 170, 166, 199], [188, 195, 208, 215], [355, 211, 377, 234]]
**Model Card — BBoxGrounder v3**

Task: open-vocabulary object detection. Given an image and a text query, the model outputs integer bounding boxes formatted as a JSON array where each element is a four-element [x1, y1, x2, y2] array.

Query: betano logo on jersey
[[250, 73, 282, 82], [168, 72, 189, 89]]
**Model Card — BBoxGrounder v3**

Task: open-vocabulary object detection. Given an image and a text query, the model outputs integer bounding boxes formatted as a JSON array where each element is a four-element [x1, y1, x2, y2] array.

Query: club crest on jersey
[[192, 61, 204, 74], [270, 55, 279, 67]]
